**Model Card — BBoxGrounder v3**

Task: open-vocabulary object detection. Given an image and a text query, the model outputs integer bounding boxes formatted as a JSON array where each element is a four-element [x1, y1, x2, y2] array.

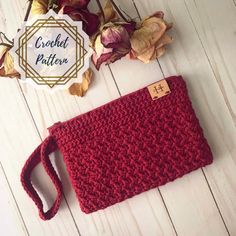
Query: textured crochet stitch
[[21, 75, 213, 220]]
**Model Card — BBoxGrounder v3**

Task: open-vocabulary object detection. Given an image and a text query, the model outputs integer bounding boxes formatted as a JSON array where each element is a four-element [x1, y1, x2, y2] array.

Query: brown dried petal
[[0, 47, 20, 78], [130, 18, 167, 56], [136, 46, 155, 63], [130, 29, 152, 56], [0, 45, 8, 67], [152, 46, 166, 60], [31, 0, 49, 15], [68, 68, 93, 96], [155, 34, 173, 50], [4, 52, 15, 74], [142, 17, 167, 38]]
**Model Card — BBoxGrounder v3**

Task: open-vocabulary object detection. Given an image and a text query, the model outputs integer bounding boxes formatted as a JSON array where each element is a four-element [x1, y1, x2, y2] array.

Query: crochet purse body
[[21, 76, 213, 220]]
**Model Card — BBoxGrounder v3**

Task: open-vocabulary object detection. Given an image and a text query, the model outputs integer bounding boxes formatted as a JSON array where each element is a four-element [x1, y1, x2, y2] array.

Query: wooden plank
[[0, 162, 28, 236], [132, 0, 236, 235], [185, 0, 236, 124], [109, 59, 165, 94], [0, 3, 27, 236], [183, 0, 236, 233], [110, 0, 232, 235]]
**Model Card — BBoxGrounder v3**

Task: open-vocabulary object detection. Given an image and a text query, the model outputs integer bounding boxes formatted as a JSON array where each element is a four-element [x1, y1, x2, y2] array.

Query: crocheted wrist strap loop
[[20, 136, 63, 220]]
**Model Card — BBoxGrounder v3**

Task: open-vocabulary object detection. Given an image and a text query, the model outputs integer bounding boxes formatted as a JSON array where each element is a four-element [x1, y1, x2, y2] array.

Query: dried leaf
[[68, 68, 93, 96], [4, 53, 14, 74], [31, 0, 49, 15], [0, 45, 8, 65], [0, 45, 20, 78]]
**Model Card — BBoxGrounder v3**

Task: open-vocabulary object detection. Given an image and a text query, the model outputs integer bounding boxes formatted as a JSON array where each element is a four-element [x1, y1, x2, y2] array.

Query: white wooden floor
[[0, 0, 236, 235]]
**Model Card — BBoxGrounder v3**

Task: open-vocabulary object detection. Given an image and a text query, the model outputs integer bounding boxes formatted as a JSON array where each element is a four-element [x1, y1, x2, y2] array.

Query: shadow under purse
[[21, 75, 213, 220]]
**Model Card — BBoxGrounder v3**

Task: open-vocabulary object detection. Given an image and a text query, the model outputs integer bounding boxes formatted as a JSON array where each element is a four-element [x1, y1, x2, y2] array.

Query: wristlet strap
[[20, 136, 63, 220]]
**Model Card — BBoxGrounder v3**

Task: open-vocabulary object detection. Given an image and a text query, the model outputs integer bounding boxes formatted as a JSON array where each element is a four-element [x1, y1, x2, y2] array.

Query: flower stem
[[110, 0, 129, 22], [24, 0, 33, 21], [95, 0, 105, 22]]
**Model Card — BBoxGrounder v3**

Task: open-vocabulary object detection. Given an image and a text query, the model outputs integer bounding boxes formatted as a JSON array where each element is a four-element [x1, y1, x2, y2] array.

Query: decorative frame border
[[11, 10, 90, 89]]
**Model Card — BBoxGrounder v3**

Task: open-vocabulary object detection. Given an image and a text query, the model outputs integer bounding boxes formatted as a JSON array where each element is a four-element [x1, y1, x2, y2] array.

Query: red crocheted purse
[[21, 75, 213, 220]]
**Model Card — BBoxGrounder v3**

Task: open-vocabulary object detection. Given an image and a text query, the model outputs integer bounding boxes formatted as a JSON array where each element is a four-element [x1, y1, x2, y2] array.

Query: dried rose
[[68, 68, 93, 96], [129, 11, 172, 63], [0, 45, 20, 78], [92, 21, 135, 70], [59, 6, 100, 36]]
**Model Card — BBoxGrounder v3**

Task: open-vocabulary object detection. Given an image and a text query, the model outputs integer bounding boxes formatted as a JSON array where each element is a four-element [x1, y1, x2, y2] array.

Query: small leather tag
[[147, 79, 171, 100]]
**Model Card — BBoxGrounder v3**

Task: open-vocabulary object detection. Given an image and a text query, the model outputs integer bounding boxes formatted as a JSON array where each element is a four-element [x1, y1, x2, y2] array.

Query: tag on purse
[[147, 79, 171, 100]]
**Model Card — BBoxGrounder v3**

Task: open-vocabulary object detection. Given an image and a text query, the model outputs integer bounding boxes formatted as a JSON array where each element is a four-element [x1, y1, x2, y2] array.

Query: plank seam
[[201, 169, 231, 236], [108, 65, 122, 96], [157, 189, 178, 236]]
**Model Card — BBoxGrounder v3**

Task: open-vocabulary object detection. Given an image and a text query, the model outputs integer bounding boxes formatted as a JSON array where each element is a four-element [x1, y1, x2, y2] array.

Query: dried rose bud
[[92, 21, 136, 70]]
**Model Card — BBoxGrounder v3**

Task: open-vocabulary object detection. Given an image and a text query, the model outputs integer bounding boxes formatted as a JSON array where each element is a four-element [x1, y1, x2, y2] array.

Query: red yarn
[[21, 75, 213, 220]]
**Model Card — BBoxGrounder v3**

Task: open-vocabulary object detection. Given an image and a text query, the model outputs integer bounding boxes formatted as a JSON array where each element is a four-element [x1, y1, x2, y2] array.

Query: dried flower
[[59, 6, 100, 36], [0, 45, 20, 78], [129, 11, 172, 63], [68, 68, 93, 96], [92, 21, 135, 70]]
